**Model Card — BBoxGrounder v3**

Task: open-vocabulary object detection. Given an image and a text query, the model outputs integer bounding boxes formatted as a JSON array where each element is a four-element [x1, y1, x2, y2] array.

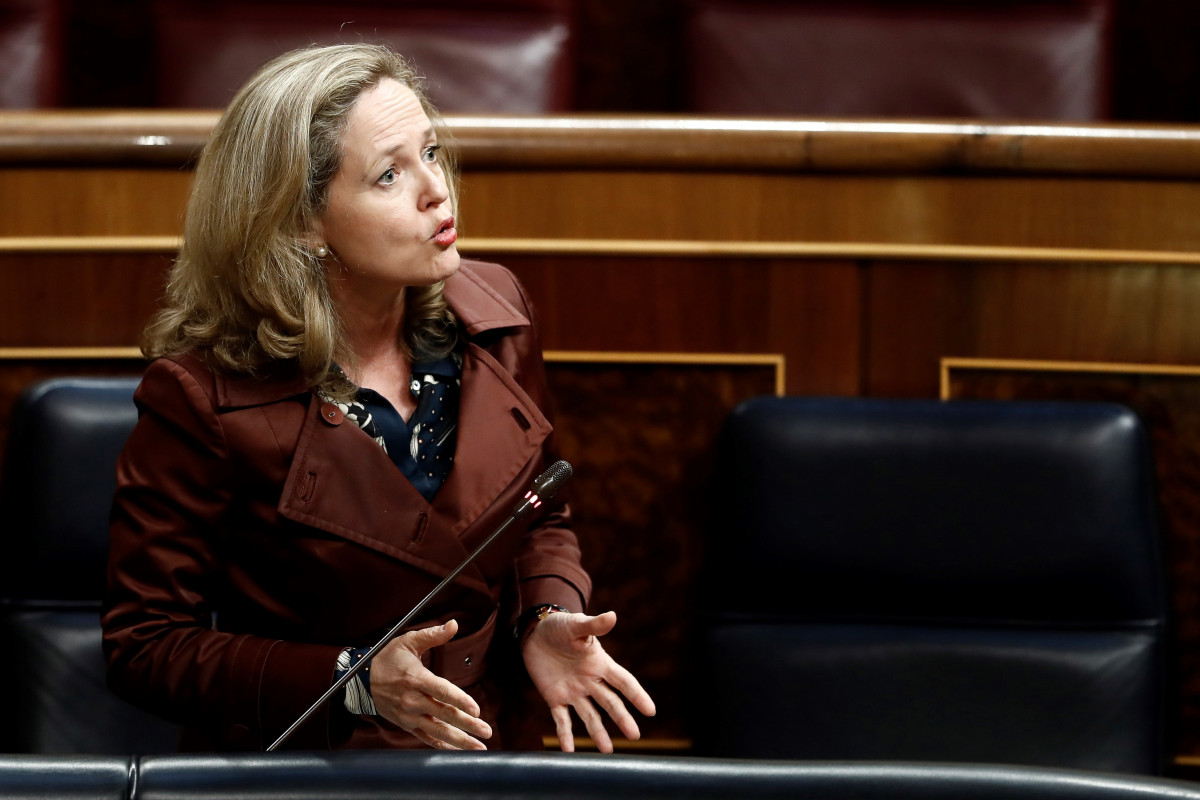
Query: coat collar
[[212, 260, 529, 410], [443, 259, 531, 337]]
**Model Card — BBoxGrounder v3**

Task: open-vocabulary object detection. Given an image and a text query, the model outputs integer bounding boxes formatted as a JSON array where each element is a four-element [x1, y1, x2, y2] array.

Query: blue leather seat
[[0, 377, 180, 753], [693, 397, 1167, 773]]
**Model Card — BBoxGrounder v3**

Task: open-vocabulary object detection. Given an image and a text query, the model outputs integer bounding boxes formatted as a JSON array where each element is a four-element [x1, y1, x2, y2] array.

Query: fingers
[[383, 678, 491, 748], [380, 627, 482, 720], [413, 707, 490, 751], [551, 705, 575, 753], [402, 619, 459, 654], [602, 661, 657, 718], [421, 671, 483, 720], [573, 696, 614, 754], [591, 682, 641, 742], [411, 718, 489, 751], [382, 669, 491, 742], [374, 620, 493, 748], [414, 691, 492, 740]]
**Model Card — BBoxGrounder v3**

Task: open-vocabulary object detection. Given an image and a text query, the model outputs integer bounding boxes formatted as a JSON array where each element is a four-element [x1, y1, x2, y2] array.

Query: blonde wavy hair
[[143, 43, 461, 394]]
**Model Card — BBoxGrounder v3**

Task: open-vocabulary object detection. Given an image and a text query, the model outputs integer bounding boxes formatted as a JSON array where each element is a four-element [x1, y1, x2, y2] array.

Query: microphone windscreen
[[533, 460, 573, 501]]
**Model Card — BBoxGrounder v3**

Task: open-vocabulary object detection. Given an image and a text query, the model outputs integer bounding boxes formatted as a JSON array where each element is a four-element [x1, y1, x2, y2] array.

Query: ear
[[300, 219, 326, 253]]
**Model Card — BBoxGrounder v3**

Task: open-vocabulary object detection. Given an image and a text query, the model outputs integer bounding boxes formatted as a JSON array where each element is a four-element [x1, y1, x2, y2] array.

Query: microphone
[[267, 459, 573, 751]]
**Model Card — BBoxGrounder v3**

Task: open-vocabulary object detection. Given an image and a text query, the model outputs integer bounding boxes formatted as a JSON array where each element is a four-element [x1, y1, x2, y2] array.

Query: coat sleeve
[[101, 357, 344, 750], [495, 267, 594, 620]]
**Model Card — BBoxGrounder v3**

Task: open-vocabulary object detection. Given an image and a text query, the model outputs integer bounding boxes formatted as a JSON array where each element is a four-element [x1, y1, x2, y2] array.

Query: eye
[[378, 167, 396, 186], [422, 144, 442, 164]]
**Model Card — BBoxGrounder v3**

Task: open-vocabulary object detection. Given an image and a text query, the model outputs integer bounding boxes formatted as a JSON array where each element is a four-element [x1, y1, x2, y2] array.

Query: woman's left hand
[[521, 610, 656, 753]]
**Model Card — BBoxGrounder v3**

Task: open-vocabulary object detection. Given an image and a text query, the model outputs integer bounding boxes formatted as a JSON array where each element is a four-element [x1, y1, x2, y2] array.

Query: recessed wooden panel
[[945, 359, 1200, 758], [0, 251, 172, 346], [459, 171, 1200, 252], [867, 260, 1200, 397], [489, 253, 861, 397], [0, 169, 194, 237]]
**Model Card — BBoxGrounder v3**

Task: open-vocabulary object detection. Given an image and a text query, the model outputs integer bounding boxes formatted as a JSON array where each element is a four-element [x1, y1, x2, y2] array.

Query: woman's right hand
[[369, 619, 492, 750]]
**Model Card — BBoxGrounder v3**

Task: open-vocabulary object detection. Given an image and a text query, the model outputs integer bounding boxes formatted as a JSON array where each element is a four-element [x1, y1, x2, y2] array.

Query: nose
[[421, 164, 449, 210]]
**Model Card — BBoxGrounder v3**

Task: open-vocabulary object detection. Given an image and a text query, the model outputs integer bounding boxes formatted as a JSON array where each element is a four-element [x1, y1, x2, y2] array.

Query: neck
[[330, 279, 409, 387]]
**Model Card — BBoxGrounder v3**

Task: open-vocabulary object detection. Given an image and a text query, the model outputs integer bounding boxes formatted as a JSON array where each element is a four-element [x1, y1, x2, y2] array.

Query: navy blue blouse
[[330, 353, 462, 501]]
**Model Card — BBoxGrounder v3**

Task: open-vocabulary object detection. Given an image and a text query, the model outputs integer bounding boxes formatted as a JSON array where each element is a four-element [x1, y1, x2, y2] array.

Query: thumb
[[573, 610, 617, 638], [401, 618, 459, 655]]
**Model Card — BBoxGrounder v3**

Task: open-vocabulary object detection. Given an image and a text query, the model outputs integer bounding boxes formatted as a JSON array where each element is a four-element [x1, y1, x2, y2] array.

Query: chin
[[430, 249, 462, 282]]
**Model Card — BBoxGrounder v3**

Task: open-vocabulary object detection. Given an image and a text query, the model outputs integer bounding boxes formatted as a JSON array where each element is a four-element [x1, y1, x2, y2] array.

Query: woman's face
[[314, 78, 459, 294]]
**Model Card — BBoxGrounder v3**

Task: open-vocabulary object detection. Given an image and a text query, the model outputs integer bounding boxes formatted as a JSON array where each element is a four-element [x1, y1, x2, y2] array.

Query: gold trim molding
[[940, 356, 1200, 399], [542, 736, 690, 752], [4, 235, 1200, 266], [0, 346, 145, 360]]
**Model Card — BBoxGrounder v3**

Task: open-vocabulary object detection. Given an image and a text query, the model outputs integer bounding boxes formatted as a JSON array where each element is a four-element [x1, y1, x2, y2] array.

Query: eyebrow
[[374, 127, 437, 160]]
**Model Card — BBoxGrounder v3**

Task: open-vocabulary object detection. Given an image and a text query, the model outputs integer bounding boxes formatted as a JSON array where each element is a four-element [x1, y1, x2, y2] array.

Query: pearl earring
[[315, 245, 329, 259]]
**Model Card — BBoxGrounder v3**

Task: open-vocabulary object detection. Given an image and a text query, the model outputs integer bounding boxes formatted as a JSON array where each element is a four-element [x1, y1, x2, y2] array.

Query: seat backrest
[[693, 397, 1167, 773], [0, 0, 63, 107], [0, 376, 180, 753], [686, 0, 1112, 119], [151, 0, 575, 112]]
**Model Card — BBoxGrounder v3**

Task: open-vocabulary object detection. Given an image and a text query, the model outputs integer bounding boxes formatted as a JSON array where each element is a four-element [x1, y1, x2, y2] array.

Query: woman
[[101, 43, 653, 753]]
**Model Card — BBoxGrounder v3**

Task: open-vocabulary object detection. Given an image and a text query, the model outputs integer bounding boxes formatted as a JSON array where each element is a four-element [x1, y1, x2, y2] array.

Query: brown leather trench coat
[[102, 260, 591, 751]]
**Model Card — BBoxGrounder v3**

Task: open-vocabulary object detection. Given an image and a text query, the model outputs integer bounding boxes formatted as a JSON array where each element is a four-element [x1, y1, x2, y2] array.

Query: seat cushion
[[696, 621, 1163, 772], [0, 609, 180, 753]]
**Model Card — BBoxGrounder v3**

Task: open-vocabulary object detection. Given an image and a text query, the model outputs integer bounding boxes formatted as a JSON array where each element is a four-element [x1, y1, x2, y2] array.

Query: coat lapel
[[433, 342, 552, 539], [272, 261, 549, 593]]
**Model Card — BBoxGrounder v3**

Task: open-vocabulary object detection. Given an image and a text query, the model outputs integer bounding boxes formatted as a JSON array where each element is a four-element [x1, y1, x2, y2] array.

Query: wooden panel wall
[[6, 112, 1200, 759]]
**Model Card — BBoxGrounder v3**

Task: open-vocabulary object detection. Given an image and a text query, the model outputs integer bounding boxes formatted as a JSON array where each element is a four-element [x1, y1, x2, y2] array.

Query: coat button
[[464, 656, 472, 666], [320, 402, 343, 426]]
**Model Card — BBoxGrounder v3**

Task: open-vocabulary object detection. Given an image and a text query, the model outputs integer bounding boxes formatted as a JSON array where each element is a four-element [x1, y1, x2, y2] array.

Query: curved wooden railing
[[3, 110, 1200, 176]]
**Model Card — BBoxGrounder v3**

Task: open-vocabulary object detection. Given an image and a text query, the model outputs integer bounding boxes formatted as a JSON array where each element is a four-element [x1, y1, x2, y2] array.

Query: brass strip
[[0, 346, 144, 360], [940, 357, 1200, 399], [942, 356, 1200, 377], [3, 235, 1200, 266], [462, 239, 1200, 265], [542, 736, 691, 752], [0, 236, 181, 252]]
